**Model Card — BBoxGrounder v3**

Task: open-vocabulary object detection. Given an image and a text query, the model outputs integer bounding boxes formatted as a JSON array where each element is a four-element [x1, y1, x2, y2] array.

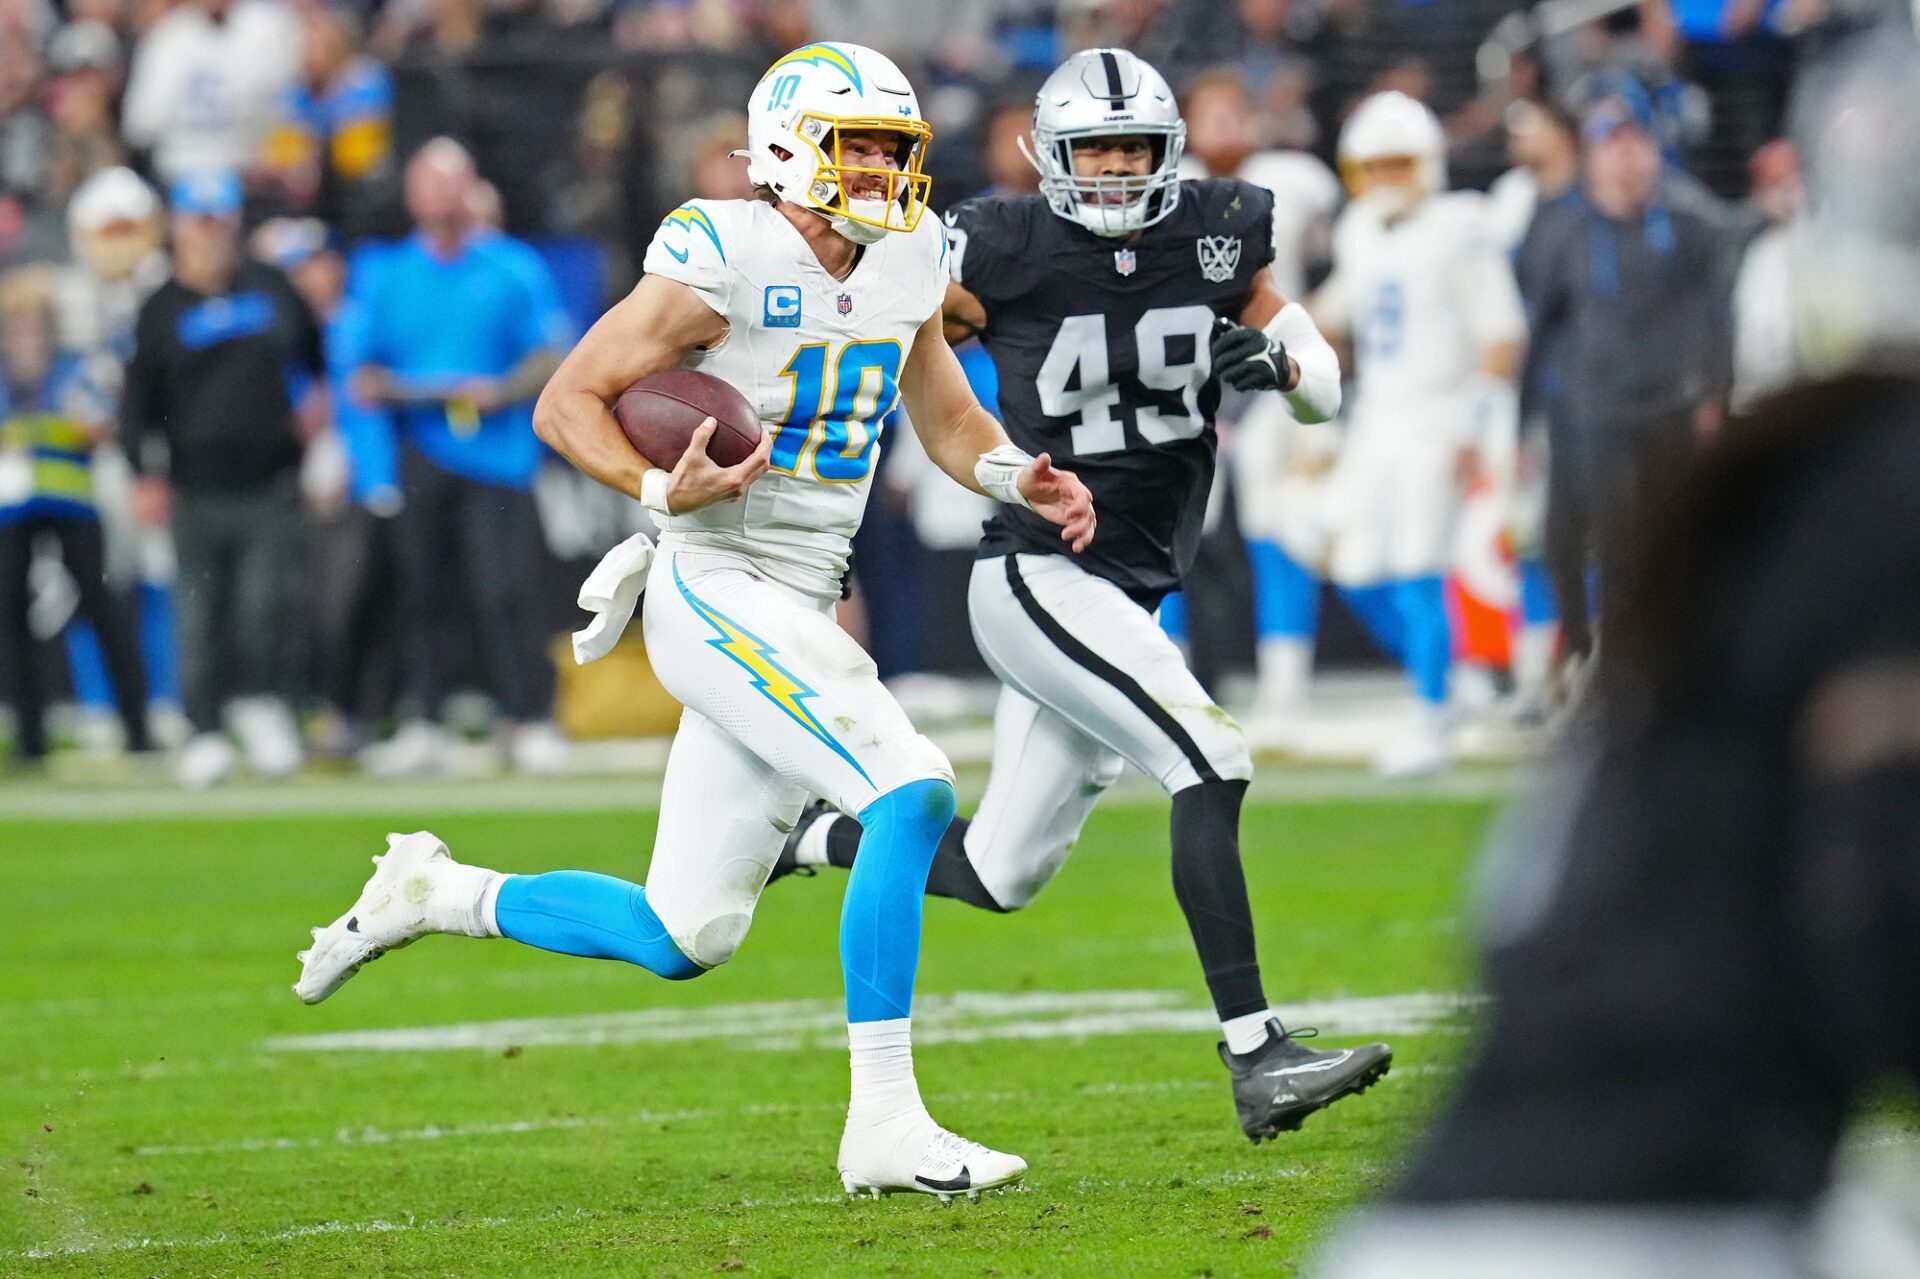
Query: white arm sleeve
[[1266, 302, 1341, 424]]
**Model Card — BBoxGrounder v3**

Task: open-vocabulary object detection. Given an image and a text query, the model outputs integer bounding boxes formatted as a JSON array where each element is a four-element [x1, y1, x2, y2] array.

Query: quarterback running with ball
[[292, 42, 1093, 1201], [773, 49, 1391, 1143]]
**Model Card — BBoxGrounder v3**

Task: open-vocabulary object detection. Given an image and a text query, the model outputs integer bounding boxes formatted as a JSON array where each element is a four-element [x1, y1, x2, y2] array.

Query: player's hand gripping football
[[1017, 453, 1097, 552], [663, 417, 774, 514]]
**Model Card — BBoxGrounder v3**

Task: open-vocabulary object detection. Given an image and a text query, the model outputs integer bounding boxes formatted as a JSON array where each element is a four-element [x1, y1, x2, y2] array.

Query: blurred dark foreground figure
[[1316, 26, 1920, 1279]]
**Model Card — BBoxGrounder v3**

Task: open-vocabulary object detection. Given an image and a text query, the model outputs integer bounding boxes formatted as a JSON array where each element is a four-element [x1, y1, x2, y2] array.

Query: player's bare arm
[[898, 309, 1096, 552], [1211, 267, 1344, 422], [532, 273, 772, 512]]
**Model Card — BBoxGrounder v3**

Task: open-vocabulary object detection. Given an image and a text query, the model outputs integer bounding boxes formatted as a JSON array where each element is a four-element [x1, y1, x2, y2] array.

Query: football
[[614, 369, 763, 471]]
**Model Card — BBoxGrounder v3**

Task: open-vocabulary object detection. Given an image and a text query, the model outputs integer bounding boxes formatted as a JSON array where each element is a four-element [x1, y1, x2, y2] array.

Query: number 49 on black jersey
[[946, 178, 1277, 602]]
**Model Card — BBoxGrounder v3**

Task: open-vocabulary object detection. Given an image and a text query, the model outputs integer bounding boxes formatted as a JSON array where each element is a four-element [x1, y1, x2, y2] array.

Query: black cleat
[[767, 799, 835, 884], [1220, 1018, 1392, 1142]]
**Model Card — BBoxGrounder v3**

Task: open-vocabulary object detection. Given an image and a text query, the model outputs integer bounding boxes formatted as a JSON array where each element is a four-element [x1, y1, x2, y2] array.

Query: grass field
[[2, 778, 1496, 1277]]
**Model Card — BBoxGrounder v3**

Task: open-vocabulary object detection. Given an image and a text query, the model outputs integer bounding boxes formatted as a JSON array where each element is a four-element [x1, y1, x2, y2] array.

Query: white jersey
[[1318, 192, 1525, 420], [641, 198, 948, 600]]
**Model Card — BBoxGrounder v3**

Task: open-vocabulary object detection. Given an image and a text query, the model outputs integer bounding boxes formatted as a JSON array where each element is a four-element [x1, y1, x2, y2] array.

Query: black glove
[[1210, 317, 1288, 392]]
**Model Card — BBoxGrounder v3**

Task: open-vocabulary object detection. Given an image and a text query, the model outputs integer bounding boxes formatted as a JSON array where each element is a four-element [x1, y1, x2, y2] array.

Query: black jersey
[[1394, 376, 1920, 1210], [947, 179, 1276, 601]]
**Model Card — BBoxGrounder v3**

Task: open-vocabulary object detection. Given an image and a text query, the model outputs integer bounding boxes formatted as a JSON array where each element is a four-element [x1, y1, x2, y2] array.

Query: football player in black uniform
[[774, 49, 1387, 1141]]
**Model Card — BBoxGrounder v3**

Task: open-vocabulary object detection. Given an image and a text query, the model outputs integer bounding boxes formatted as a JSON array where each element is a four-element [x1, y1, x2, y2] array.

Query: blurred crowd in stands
[[0, 0, 1884, 782]]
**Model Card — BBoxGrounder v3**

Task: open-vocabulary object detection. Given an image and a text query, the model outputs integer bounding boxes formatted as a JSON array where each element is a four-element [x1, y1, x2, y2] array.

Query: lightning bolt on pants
[[636, 549, 954, 987]]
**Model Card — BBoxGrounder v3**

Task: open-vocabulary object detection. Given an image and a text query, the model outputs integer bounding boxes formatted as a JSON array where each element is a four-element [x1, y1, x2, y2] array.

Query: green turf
[[1, 793, 1493, 1277]]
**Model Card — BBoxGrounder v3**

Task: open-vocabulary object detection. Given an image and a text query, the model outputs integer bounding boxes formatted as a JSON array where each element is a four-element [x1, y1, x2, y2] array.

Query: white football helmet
[[1338, 91, 1447, 217], [745, 42, 933, 245], [1023, 48, 1186, 237]]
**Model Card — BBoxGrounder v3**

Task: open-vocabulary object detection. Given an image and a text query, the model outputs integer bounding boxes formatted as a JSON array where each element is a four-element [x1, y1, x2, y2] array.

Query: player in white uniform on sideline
[[1176, 68, 1345, 741], [291, 41, 1094, 1202], [1312, 92, 1526, 777]]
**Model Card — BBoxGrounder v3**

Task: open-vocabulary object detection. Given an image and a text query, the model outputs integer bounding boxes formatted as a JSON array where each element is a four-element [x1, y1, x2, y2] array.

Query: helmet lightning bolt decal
[[671, 558, 872, 785], [766, 43, 864, 92]]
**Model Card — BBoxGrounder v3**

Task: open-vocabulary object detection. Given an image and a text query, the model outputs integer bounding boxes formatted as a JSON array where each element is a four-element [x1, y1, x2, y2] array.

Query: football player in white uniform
[[291, 42, 1094, 1202], [1313, 92, 1526, 777]]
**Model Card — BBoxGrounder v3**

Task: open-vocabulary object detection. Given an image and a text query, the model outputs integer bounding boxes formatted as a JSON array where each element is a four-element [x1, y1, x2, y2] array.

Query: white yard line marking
[[19, 1207, 600, 1260], [260, 990, 1476, 1055]]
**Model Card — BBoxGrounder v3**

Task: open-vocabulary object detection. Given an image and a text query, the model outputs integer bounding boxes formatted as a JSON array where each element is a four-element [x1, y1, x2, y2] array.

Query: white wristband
[[974, 444, 1035, 508], [640, 467, 672, 516]]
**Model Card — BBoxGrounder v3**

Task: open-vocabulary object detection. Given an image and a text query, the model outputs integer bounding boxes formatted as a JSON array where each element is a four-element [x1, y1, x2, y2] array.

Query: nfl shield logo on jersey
[[1196, 236, 1241, 283], [837, 292, 854, 316], [1113, 248, 1137, 276]]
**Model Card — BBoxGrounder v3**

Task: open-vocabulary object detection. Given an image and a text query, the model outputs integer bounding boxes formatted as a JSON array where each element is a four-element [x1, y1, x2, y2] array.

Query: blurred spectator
[[43, 21, 126, 206], [259, 6, 396, 233], [1486, 99, 1581, 253], [1729, 138, 1804, 410], [51, 165, 176, 740], [0, 35, 59, 264], [121, 0, 302, 182], [547, 72, 640, 289], [978, 97, 1041, 198], [54, 165, 165, 362], [1518, 90, 1741, 668], [1059, 0, 1228, 68], [0, 266, 151, 765], [124, 170, 321, 786], [687, 111, 750, 201], [1646, 0, 1795, 196], [347, 139, 572, 776], [255, 215, 401, 752]]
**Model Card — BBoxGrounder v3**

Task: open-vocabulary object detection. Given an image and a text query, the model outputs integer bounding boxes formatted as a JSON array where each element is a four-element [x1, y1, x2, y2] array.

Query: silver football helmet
[[1023, 48, 1186, 237]]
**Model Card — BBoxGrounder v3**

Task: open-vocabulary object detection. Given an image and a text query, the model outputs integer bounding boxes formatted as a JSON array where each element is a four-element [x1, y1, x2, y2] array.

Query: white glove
[[571, 530, 656, 664]]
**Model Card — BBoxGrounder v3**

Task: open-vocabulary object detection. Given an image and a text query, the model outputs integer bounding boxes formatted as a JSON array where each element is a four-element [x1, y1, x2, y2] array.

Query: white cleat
[[1373, 713, 1453, 779], [293, 831, 470, 1005], [838, 1116, 1027, 1203], [176, 732, 236, 790]]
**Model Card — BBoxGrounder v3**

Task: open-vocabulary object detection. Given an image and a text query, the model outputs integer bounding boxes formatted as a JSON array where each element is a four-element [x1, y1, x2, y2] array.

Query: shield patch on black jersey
[[1196, 235, 1241, 283], [1114, 248, 1136, 276]]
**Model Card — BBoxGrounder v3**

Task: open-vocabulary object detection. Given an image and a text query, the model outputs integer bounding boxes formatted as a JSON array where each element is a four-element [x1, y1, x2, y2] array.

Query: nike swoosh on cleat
[[1262, 1050, 1354, 1078], [915, 1168, 971, 1192]]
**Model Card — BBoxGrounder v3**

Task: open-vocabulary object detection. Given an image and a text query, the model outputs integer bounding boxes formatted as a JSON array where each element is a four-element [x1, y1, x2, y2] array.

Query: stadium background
[[0, 0, 1813, 769]]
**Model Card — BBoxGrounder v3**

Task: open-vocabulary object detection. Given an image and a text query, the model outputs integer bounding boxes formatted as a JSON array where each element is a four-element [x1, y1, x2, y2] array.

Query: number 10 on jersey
[[771, 339, 902, 483]]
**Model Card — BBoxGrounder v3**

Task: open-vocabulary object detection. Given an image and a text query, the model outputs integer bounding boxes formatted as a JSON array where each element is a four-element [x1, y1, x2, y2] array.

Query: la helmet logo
[[1113, 248, 1137, 276], [837, 292, 854, 315], [1196, 235, 1241, 283]]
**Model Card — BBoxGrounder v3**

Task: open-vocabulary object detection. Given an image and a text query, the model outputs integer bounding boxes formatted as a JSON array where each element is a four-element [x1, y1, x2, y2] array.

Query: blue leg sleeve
[[63, 620, 113, 709], [1518, 558, 1558, 626], [1248, 539, 1320, 640], [1338, 582, 1408, 662], [1158, 590, 1188, 642], [1394, 575, 1452, 707], [494, 870, 703, 980], [842, 778, 956, 1023], [141, 582, 179, 703]]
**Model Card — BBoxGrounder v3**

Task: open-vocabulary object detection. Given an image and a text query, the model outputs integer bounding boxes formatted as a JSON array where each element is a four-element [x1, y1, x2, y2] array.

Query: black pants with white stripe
[[963, 553, 1253, 909]]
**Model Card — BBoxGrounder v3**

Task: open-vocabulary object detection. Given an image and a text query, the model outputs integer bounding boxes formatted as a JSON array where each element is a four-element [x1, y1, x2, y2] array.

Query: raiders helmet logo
[[1196, 235, 1241, 283]]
